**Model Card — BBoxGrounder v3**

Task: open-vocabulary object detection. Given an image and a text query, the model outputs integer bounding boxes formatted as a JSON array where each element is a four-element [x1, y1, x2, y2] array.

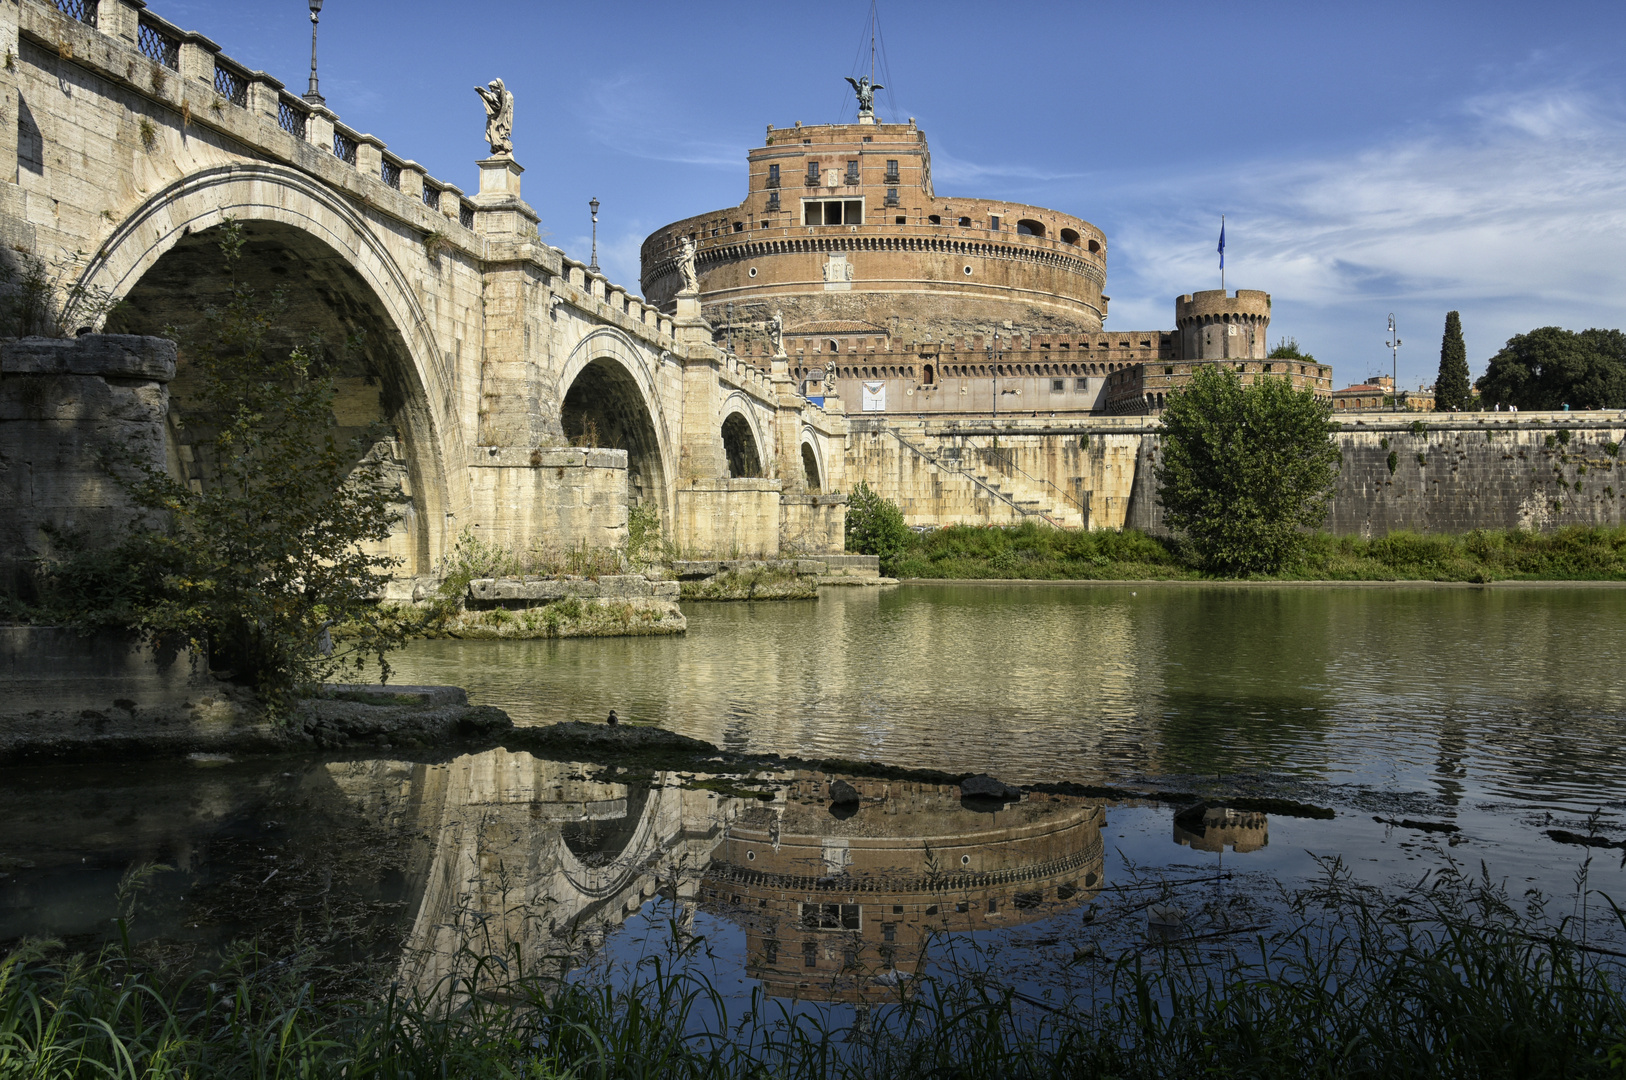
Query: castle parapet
[[1174, 289, 1271, 360]]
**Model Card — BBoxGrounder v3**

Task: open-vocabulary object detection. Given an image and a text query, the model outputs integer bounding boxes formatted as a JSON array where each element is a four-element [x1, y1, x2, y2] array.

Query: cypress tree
[[1435, 310, 1470, 411]]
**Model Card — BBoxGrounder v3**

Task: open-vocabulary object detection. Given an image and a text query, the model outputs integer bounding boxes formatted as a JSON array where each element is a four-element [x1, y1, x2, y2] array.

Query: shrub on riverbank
[[889, 522, 1626, 582], [3, 862, 1622, 1078]]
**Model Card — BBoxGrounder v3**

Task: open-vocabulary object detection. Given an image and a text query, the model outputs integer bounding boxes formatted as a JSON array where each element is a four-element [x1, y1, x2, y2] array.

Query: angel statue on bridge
[[845, 75, 883, 119], [474, 78, 514, 156]]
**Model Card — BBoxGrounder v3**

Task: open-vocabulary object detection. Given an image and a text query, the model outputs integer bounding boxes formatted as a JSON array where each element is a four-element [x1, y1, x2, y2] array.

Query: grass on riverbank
[[889, 522, 1626, 582], [4, 861, 1623, 1078]]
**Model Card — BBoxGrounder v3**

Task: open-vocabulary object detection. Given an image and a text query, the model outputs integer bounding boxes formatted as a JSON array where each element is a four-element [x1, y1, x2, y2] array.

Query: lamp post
[[987, 330, 1003, 418], [304, 0, 324, 106], [1386, 314, 1402, 410], [588, 197, 600, 274]]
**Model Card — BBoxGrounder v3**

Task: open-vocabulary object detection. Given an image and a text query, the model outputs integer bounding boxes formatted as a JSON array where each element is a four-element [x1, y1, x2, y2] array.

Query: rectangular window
[[1075, 378, 1089, 390], [767, 192, 780, 211], [806, 161, 821, 184], [803, 940, 818, 967], [764, 940, 779, 964], [800, 902, 861, 930], [885, 159, 900, 181], [989, 215, 1001, 231], [885, 187, 900, 207], [802, 199, 863, 226], [882, 922, 896, 941], [767, 163, 780, 188], [1051, 379, 1065, 392]]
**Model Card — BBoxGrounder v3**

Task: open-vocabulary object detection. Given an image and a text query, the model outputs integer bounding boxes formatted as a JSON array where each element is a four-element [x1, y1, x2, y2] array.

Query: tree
[[844, 481, 912, 575], [1476, 326, 1626, 410], [1434, 311, 1471, 411], [1155, 365, 1340, 575], [1267, 337, 1315, 362], [69, 221, 406, 713]]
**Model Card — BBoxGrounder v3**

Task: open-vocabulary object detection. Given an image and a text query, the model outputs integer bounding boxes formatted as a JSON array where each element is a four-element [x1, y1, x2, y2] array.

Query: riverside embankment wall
[[845, 413, 1626, 535]]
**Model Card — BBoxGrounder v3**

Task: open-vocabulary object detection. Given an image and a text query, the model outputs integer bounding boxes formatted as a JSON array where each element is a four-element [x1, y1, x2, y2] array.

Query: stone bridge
[[0, 0, 847, 575]]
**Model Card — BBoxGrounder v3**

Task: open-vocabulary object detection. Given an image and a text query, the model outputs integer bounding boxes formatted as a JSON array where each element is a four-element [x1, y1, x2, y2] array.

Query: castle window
[[764, 939, 778, 964], [767, 191, 780, 211], [733, 221, 744, 232], [885, 187, 900, 207], [828, 340, 840, 354], [883, 922, 896, 941], [928, 214, 942, 225], [802, 199, 863, 225], [806, 161, 821, 184], [767, 163, 780, 188], [1060, 228, 1080, 245], [1165, 366, 1174, 375], [958, 216, 972, 227], [885, 159, 900, 181], [923, 364, 934, 385], [1076, 378, 1088, 390], [895, 216, 906, 225], [989, 215, 1001, 231], [1051, 379, 1065, 392], [803, 941, 818, 966], [845, 160, 860, 184], [1088, 239, 1101, 253], [1016, 219, 1045, 237], [801, 902, 861, 931]]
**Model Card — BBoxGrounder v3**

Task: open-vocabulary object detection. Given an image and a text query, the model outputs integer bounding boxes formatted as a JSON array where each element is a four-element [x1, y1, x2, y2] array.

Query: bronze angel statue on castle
[[846, 75, 883, 119]]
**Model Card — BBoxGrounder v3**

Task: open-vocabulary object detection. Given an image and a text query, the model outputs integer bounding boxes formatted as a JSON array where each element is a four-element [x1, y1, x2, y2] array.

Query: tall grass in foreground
[[889, 521, 1626, 581], [3, 860, 1624, 1078]]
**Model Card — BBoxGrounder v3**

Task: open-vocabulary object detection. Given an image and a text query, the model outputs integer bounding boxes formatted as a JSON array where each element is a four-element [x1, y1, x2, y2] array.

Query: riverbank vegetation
[[880, 520, 1626, 582], [2, 859, 1621, 1078]]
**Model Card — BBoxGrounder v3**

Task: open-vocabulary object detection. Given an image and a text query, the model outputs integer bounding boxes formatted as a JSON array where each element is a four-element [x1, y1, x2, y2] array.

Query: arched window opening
[[1016, 219, 1045, 237], [1087, 239, 1101, 253], [928, 214, 942, 225], [1060, 228, 1080, 245], [828, 339, 840, 354], [958, 216, 972, 227]]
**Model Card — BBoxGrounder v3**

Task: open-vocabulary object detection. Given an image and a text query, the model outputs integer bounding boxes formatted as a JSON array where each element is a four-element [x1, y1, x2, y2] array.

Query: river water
[[3, 583, 1624, 1008]]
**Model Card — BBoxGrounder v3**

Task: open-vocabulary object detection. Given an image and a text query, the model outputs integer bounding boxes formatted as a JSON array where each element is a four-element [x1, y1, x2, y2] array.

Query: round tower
[[1175, 289, 1271, 360]]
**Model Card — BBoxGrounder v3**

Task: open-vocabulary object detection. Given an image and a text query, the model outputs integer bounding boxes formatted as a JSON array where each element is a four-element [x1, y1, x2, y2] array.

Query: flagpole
[[1220, 214, 1225, 294]]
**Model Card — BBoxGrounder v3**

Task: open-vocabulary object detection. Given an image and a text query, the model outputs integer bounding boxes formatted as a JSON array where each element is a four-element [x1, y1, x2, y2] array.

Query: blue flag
[[1218, 220, 1226, 270]]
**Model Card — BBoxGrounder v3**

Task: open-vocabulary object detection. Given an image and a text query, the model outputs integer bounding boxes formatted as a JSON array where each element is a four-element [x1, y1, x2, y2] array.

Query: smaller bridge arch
[[559, 327, 676, 514]]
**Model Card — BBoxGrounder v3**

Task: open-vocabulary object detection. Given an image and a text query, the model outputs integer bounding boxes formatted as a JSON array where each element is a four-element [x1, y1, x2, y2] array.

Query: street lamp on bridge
[[304, 0, 325, 106], [589, 197, 600, 274]]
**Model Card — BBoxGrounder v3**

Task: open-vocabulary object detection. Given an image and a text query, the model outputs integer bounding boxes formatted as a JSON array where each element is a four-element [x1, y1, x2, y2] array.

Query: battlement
[[1175, 289, 1272, 324]]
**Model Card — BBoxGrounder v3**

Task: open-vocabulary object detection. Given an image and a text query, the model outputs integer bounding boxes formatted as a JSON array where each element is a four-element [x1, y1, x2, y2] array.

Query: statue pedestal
[[858, 114, 876, 125], [472, 156, 538, 238], [672, 288, 712, 347]]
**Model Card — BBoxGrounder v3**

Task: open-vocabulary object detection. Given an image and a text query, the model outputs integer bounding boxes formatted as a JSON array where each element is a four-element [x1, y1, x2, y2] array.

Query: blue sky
[[154, 1, 1626, 390]]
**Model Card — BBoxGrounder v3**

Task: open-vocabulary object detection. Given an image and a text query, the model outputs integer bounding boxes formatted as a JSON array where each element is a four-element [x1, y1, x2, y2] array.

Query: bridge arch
[[800, 428, 825, 492], [559, 327, 675, 514], [80, 163, 461, 574]]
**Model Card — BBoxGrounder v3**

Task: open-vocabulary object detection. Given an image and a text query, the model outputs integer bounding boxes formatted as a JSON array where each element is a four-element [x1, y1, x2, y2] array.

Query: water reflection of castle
[[1172, 806, 1269, 853], [698, 775, 1104, 1003], [324, 753, 1102, 1003]]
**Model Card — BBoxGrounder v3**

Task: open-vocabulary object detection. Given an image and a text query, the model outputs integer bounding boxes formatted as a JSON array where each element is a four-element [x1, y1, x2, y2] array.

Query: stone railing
[[22, 0, 481, 250]]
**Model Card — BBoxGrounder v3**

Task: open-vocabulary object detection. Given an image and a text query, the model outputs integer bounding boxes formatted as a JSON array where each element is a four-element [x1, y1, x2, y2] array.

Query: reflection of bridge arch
[[80, 163, 460, 573], [560, 327, 676, 515]]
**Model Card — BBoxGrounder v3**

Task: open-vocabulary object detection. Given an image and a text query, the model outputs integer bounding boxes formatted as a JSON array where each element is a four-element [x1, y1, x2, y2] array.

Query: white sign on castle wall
[[862, 381, 887, 411]]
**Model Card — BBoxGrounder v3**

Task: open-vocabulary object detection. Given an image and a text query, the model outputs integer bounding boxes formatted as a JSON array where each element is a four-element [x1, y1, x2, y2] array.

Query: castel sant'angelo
[[642, 79, 1334, 417]]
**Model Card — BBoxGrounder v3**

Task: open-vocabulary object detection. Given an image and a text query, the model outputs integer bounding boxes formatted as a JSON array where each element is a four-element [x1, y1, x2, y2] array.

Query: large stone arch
[[800, 426, 826, 492], [78, 163, 461, 575], [718, 390, 771, 479], [559, 327, 676, 516]]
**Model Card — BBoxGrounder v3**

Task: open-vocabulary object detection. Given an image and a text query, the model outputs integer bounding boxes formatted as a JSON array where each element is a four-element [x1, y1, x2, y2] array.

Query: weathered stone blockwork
[[0, 334, 175, 595]]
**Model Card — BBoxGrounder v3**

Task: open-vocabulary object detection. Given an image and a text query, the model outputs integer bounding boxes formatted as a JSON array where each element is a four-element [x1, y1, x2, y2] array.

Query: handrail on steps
[[881, 424, 1072, 530]]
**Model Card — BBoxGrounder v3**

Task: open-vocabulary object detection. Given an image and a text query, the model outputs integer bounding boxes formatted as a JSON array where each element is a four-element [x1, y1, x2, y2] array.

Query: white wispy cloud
[[580, 73, 741, 169], [1095, 82, 1626, 382]]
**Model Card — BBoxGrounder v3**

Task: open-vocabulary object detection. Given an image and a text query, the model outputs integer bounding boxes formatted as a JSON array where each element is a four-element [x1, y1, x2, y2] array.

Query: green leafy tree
[[1155, 365, 1340, 575], [78, 221, 405, 712], [1434, 311, 1471, 411], [844, 481, 912, 575], [1476, 326, 1626, 410], [1267, 337, 1315, 362]]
